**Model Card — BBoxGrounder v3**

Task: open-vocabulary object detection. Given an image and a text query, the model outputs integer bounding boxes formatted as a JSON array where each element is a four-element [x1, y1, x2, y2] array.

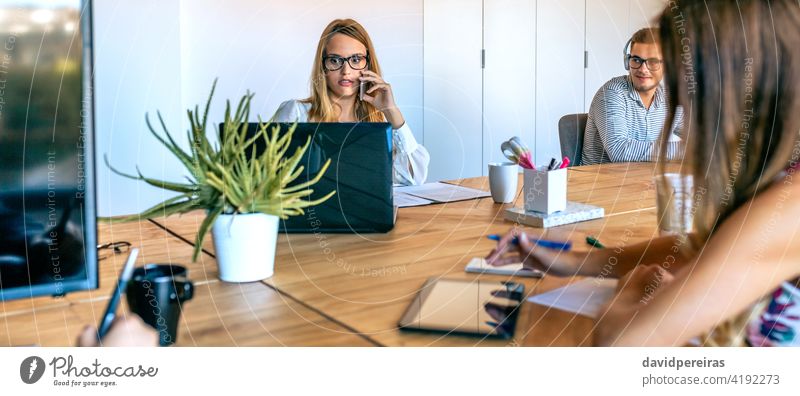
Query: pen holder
[[523, 168, 567, 214]]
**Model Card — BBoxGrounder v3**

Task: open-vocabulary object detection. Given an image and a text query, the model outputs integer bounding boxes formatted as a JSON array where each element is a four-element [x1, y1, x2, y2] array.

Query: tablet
[[398, 278, 524, 339]]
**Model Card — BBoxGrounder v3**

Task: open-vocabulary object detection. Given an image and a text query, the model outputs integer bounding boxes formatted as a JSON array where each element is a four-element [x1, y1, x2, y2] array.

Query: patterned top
[[747, 280, 800, 347], [743, 169, 800, 347], [581, 75, 685, 165]]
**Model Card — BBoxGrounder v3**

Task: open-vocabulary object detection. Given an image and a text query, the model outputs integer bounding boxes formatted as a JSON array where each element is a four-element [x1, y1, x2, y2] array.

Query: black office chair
[[558, 113, 588, 167]]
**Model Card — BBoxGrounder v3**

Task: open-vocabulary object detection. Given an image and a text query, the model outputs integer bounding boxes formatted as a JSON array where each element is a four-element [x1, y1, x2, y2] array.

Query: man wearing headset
[[581, 28, 684, 165]]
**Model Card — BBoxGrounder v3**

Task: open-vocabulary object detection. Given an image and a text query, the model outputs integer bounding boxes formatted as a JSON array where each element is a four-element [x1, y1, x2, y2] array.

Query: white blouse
[[271, 100, 430, 186]]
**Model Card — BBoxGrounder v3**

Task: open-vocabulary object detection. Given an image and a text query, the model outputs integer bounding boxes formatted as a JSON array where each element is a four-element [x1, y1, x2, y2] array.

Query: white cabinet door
[[535, 0, 585, 164], [483, 0, 536, 171], [425, 0, 661, 180], [423, 0, 483, 181], [585, 0, 630, 111]]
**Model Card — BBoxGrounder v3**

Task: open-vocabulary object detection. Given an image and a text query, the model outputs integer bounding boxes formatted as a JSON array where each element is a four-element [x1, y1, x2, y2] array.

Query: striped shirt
[[581, 75, 684, 165]]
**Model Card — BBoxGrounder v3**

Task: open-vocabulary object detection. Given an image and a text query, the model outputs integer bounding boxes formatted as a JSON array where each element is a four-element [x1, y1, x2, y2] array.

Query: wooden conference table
[[1, 162, 666, 347]]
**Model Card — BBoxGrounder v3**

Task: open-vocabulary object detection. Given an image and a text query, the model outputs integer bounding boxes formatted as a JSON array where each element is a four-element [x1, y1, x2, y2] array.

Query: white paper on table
[[464, 258, 543, 278], [527, 278, 618, 319], [395, 182, 490, 203], [394, 191, 434, 207]]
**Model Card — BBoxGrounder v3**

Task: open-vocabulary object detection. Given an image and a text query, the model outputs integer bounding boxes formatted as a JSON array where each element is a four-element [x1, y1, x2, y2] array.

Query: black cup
[[126, 264, 194, 346]]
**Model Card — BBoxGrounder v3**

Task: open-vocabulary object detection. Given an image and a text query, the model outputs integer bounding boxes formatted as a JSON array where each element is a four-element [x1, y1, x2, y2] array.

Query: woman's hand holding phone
[[359, 70, 405, 129]]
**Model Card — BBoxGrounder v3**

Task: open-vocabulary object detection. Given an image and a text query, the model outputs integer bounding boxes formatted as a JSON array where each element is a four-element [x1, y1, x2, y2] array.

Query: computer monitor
[[0, 0, 98, 301], [223, 122, 396, 233]]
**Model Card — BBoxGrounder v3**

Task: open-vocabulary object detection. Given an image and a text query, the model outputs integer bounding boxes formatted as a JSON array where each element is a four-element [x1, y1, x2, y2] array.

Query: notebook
[[395, 182, 490, 204], [464, 258, 544, 278]]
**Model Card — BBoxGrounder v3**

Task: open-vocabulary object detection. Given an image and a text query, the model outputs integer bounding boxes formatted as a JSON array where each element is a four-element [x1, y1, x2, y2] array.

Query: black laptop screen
[[220, 122, 395, 233]]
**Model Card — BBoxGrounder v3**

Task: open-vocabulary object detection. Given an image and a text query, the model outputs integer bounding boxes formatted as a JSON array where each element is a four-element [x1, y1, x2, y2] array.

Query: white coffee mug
[[488, 162, 519, 203]]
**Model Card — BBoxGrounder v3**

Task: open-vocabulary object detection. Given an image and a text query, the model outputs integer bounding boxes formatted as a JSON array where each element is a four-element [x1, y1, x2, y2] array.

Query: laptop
[[220, 122, 395, 233]]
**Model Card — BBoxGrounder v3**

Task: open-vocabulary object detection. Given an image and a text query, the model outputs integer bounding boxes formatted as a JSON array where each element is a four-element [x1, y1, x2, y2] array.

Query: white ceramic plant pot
[[211, 213, 279, 282]]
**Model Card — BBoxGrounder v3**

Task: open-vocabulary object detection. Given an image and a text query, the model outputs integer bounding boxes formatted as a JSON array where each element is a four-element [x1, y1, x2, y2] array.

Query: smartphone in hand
[[97, 247, 139, 341], [359, 69, 371, 101]]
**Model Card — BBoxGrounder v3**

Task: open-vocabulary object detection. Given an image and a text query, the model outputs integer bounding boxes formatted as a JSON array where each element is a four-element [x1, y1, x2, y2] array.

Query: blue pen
[[487, 234, 572, 251]]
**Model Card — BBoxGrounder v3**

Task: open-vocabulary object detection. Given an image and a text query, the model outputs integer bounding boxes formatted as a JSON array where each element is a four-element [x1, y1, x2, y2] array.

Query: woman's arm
[[392, 124, 430, 185], [486, 232, 694, 278], [596, 179, 800, 346], [270, 100, 308, 123], [575, 234, 694, 277], [358, 71, 430, 185]]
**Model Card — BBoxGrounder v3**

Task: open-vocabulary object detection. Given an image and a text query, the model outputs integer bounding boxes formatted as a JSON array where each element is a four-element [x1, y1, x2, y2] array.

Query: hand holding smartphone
[[359, 78, 367, 101], [359, 69, 371, 101], [97, 247, 139, 341]]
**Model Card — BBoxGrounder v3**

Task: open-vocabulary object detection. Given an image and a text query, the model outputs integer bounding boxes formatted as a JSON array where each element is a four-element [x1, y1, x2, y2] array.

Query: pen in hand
[[487, 234, 572, 251], [97, 247, 139, 341]]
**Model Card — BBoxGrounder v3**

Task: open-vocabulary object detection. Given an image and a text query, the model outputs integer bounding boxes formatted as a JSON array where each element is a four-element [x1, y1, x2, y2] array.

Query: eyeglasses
[[627, 55, 663, 71], [323, 54, 369, 71], [97, 241, 131, 261]]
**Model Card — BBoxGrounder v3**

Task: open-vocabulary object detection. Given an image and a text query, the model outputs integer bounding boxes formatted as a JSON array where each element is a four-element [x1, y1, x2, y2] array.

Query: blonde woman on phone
[[272, 19, 429, 186]]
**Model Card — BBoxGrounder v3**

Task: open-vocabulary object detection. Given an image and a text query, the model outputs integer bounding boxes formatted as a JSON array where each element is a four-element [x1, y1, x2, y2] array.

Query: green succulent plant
[[102, 80, 335, 261]]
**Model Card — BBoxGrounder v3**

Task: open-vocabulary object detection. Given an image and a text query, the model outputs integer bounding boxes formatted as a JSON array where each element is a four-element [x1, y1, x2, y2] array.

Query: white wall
[[179, 0, 423, 138], [95, 0, 423, 216], [93, 0, 184, 217]]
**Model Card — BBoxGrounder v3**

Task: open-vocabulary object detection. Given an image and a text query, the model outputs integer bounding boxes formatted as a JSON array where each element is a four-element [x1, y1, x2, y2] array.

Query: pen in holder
[[523, 167, 567, 214]]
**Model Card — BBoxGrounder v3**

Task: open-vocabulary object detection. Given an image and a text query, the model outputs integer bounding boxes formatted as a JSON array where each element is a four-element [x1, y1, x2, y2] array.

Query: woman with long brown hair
[[272, 18, 429, 186], [487, 0, 800, 346]]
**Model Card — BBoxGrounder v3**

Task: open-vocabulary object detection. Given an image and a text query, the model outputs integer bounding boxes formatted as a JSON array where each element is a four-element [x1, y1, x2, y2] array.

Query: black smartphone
[[96, 247, 139, 340], [359, 69, 371, 101]]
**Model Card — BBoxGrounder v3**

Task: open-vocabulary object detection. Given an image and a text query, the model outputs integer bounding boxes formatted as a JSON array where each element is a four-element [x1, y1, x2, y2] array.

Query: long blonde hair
[[657, 0, 800, 345], [304, 19, 385, 123]]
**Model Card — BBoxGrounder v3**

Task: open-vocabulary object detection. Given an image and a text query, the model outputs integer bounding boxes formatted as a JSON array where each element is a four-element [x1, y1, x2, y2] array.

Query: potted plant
[[103, 81, 335, 282]]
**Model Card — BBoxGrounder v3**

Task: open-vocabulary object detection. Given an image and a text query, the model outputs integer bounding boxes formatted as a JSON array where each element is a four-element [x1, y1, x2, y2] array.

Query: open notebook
[[394, 182, 491, 208], [464, 258, 544, 278]]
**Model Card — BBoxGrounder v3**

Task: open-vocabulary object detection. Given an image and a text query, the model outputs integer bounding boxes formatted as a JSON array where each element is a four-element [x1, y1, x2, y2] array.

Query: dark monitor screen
[[224, 122, 395, 233], [0, 0, 97, 301]]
